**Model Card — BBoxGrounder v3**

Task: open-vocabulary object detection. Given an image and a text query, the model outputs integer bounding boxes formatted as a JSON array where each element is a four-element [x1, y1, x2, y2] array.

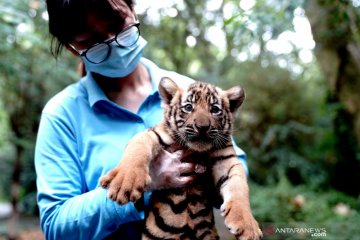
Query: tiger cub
[[100, 77, 262, 240]]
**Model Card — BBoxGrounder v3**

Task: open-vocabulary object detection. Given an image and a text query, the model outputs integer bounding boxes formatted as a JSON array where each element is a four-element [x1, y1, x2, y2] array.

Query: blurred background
[[0, 0, 360, 239]]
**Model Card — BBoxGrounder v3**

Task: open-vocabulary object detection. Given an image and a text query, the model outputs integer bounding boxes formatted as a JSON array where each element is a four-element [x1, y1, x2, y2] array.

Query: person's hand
[[146, 149, 206, 191]]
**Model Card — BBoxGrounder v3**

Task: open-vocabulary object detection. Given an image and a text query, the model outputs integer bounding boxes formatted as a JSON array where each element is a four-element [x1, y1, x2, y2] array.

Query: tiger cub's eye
[[182, 104, 193, 113], [210, 105, 222, 115]]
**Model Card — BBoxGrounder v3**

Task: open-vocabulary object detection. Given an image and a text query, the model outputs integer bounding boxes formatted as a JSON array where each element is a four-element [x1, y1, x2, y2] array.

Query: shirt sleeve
[[231, 136, 248, 176], [35, 112, 144, 240]]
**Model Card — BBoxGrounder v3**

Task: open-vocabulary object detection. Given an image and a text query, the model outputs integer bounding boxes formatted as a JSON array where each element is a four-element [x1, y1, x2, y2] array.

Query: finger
[[195, 164, 206, 174], [173, 175, 196, 188], [178, 162, 196, 175], [160, 149, 182, 164], [179, 149, 194, 159], [156, 149, 174, 161], [172, 149, 194, 160]]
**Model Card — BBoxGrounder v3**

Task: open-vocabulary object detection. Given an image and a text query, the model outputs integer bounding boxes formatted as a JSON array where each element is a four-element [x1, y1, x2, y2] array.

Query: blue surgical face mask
[[82, 36, 147, 78]]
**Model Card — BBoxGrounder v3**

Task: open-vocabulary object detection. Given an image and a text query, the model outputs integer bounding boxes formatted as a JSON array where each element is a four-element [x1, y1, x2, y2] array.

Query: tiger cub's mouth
[[186, 140, 213, 152], [183, 128, 215, 152], [181, 126, 230, 152]]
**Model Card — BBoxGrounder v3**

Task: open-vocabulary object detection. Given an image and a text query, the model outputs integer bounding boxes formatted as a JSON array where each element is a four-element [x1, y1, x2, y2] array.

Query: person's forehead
[[71, 16, 111, 42], [71, 10, 135, 44]]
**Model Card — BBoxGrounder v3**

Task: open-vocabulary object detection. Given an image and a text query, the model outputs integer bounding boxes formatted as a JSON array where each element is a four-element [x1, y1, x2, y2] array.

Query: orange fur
[[100, 77, 262, 240]]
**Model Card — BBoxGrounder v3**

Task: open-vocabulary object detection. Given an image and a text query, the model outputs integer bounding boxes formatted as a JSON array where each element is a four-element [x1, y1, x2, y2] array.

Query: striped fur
[[100, 77, 262, 240]]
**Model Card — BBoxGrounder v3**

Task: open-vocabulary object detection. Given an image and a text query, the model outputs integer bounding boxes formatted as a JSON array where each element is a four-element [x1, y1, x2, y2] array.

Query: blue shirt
[[35, 58, 247, 240]]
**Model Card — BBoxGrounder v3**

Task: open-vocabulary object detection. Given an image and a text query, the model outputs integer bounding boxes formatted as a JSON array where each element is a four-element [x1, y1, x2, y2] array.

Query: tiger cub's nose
[[194, 117, 211, 134]]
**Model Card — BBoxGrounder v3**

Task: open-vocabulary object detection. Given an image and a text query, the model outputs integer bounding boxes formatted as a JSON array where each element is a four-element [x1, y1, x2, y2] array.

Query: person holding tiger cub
[[35, 0, 260, 239]]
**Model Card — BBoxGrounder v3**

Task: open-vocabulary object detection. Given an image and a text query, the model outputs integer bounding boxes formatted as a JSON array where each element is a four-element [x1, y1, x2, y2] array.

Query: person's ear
[[134, 12, 139, 21]]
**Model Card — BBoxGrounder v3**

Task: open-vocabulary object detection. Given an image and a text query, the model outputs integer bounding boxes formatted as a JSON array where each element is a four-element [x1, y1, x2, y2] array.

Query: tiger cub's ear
[[159, 77, 180, 105], [226, 86, 245, 113]]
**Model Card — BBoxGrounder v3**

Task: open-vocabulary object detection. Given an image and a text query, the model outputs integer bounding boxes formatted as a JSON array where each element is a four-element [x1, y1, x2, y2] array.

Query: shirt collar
[[81, 57, 161, 108], [140, 58, 162, 95], [81, 72, 109, 108]]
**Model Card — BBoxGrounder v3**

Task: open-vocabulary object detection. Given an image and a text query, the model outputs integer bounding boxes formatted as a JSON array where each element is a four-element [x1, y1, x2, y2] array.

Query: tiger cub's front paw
[[100, 165, 151, 205], [221, 200, 263, 240]]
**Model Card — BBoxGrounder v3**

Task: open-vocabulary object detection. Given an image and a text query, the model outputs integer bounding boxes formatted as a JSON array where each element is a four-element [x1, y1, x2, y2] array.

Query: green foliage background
[[0, 0, 359, 239]]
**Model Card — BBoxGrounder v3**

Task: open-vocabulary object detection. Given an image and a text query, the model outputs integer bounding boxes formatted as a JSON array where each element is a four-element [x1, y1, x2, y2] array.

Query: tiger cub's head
[[158, 77, 245, 152]]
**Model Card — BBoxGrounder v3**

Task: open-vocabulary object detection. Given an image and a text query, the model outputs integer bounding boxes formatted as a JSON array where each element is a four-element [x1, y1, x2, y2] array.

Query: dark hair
[[46, 0, 134, 58]]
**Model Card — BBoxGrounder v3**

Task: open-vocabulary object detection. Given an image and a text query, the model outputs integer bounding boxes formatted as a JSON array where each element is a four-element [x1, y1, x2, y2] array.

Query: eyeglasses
[[71, 22, 140, 64]]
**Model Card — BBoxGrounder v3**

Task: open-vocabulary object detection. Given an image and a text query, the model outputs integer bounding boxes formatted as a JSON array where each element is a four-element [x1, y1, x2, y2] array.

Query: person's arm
[[35, 112, 143, 240]]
